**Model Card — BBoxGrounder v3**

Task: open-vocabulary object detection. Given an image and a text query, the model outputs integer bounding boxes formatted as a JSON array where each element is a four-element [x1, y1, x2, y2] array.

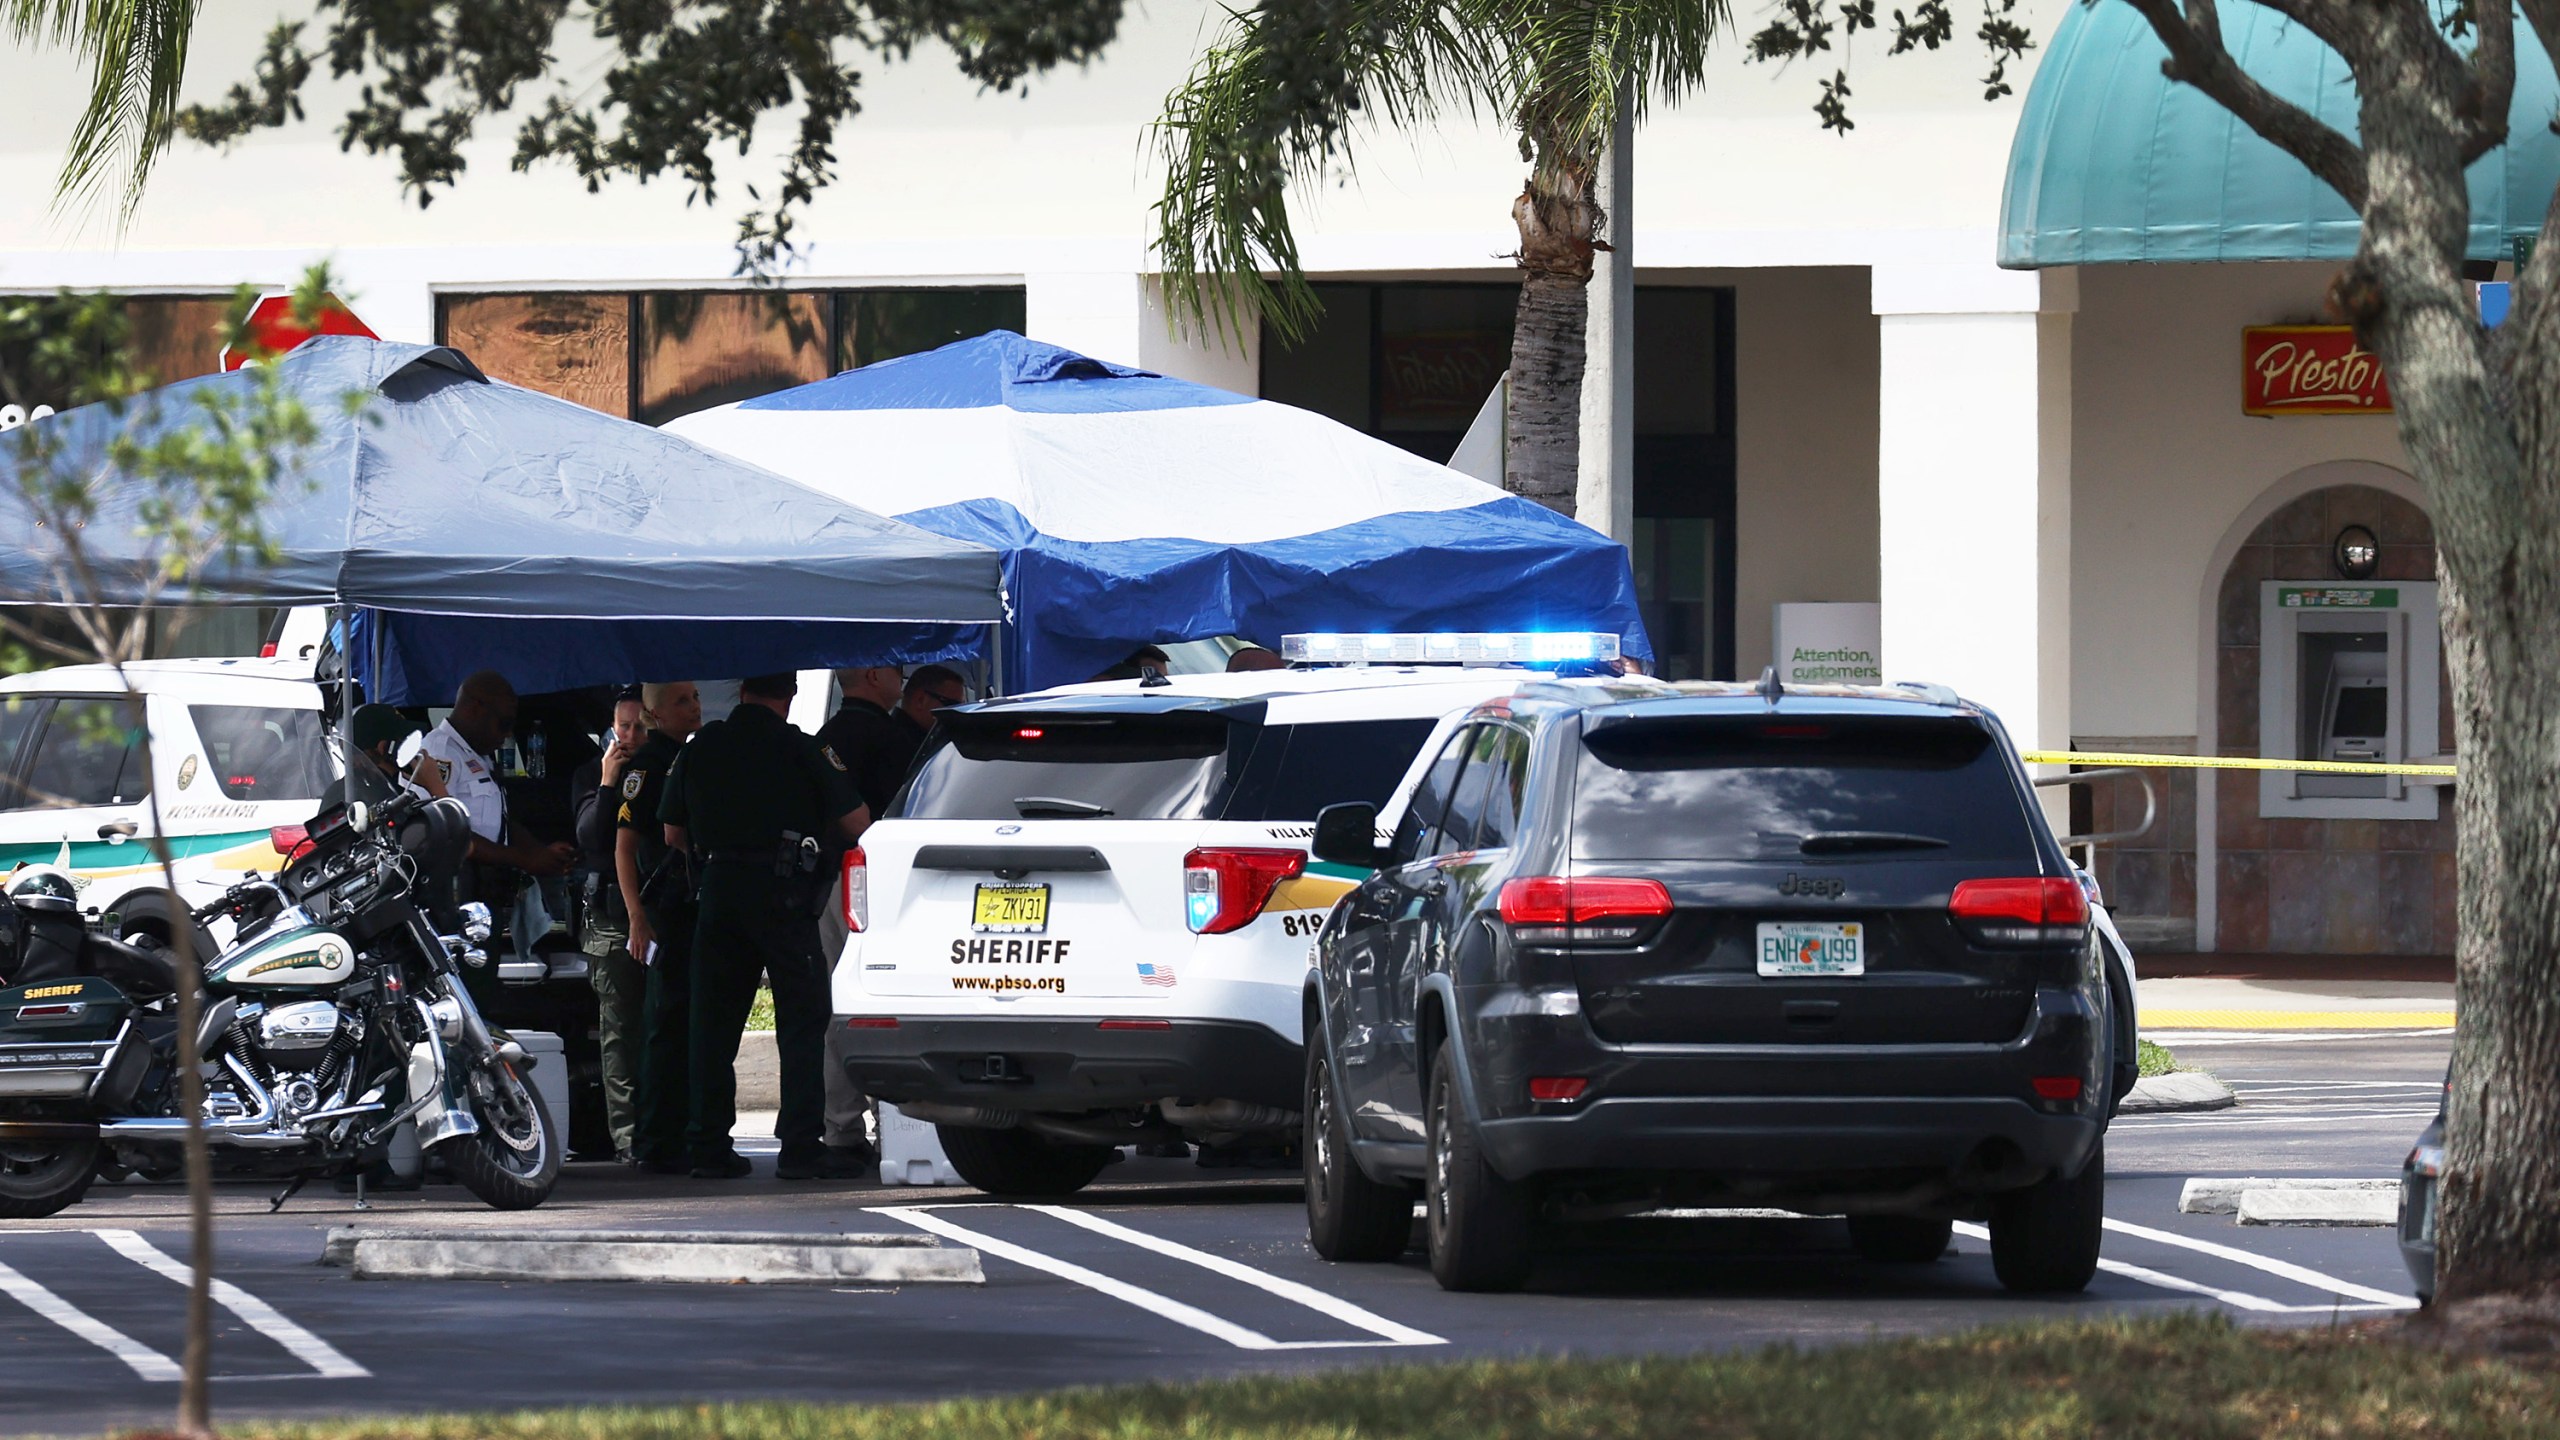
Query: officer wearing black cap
[[658, 673, 868, 1179]]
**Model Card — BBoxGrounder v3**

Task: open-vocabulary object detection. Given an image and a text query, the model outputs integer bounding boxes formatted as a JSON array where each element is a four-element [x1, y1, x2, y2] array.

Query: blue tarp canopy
[[0, 337, 1005, 704], [668, 332, 1653, 692]]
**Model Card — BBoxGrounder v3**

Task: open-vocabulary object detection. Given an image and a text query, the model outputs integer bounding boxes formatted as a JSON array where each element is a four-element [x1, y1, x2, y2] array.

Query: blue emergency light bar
[[1280, 631, 1622, 667]]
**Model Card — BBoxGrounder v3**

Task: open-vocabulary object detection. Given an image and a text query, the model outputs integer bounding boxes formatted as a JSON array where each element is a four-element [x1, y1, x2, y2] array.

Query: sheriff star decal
[[822, 745, 848, 772]]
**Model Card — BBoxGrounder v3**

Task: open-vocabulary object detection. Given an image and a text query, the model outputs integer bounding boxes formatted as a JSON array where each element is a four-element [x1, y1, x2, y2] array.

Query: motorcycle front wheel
[[0, 1113, 99, 1219], [438, 1053, 559, 1210]]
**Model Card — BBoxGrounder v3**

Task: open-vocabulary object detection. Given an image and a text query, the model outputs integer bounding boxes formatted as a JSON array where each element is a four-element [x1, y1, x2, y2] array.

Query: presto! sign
[[2243, 326, 2393, 416]]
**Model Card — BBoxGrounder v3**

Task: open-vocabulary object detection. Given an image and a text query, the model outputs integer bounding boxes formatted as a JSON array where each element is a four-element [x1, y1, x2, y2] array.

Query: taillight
[[1497, 876, 1672, 944], [2031, 1075, 2083, 1101], [269, 824, 311, 861], [843, 847, 869, 934], [1949, 877, 2089, 945], [1528, 1076, 1588, 1102], [258, 642, 277, 658], [1182, 847, 1305, 934], [843, 1016, 899, 1029]]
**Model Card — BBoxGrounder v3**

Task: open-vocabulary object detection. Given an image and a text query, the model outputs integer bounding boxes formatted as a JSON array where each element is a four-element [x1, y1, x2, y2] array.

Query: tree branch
[[2463, 0, 2516, 165], [2121, 0, 2369, 211]]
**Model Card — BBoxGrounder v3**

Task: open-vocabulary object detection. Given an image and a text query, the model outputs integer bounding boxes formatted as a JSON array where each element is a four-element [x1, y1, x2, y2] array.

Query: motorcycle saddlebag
[[0, 976, 144, 1106]]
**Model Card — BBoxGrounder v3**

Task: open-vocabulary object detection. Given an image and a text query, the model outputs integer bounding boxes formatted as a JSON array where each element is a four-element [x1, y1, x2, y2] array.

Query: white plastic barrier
[[514, 1030, 571, 1152], [878, 1103, 965, 1186]]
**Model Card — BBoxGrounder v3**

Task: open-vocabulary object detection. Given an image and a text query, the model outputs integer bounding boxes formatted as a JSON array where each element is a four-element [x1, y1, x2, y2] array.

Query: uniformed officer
[[659, 672, 869, 1179], [418, 672, 575, 1008], [615, 680, 704, 1174]]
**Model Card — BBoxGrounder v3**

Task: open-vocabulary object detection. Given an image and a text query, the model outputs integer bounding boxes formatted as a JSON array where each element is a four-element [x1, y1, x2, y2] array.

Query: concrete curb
[[2237, 1187, 2399, 1227], [2118, 1071, 2236, 1114], [2179, 1176, 2398, 1216], [326, 1227, 983, 1285]]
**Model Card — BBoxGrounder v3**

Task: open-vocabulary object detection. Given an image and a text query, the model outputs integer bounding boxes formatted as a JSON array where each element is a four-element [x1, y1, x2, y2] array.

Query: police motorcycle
[[0, 764, 561, 1219]]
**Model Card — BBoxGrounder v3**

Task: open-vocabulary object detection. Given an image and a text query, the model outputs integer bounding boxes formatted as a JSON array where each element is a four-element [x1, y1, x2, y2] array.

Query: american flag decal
[[1136, 962, 1177, 988]]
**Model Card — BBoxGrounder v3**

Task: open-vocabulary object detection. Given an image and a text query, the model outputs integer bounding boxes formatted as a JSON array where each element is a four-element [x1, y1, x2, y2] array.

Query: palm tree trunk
[[1504, 157, 1600, 517]]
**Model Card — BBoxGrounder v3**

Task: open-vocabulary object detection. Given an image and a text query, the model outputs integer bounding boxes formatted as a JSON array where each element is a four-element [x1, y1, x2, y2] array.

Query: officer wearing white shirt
[[418, 670, 577, 879]]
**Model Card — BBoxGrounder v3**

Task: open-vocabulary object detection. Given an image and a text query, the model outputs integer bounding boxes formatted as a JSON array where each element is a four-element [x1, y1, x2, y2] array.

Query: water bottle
[[526, 727, 548, 780]]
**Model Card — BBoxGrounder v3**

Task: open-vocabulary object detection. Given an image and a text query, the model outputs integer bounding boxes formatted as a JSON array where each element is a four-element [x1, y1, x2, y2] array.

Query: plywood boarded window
[[438, 293, 633, 416]]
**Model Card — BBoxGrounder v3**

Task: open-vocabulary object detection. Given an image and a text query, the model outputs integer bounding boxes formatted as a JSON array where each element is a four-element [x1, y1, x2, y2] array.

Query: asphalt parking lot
[[0, 1030, 2447, 1437]]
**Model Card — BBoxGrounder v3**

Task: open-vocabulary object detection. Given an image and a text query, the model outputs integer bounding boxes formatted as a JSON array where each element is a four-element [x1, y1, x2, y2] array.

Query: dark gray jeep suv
[[1302, 677, 2117, 1293]]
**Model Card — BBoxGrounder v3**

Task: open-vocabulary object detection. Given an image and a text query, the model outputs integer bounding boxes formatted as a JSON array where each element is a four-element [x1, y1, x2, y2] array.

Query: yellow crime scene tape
[[2020, 750, 2457, 778]]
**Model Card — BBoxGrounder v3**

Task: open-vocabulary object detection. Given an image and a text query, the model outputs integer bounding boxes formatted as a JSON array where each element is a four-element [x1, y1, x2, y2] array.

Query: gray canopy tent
[[0, 337, 1007, 703]]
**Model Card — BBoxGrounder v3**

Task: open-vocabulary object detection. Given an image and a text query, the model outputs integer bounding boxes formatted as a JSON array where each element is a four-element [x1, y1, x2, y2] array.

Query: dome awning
[[2000, 1, 2560, 268]]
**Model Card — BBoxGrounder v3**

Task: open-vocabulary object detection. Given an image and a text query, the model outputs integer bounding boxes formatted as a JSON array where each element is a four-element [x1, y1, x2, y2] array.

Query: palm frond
[[8, 0, 202, 223], [1152, 0, 1503, 347], [1495, 0, 1729, 174]]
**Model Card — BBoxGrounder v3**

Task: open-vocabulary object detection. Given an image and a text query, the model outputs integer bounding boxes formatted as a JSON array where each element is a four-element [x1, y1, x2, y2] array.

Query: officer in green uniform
[[658, 672, 869, 1179], [616, 681, 704, 1174]]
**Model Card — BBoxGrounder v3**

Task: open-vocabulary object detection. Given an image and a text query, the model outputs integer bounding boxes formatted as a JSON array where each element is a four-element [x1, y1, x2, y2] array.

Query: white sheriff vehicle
[[0, 658, 337, 948], [833, 633, 1621, 1196]]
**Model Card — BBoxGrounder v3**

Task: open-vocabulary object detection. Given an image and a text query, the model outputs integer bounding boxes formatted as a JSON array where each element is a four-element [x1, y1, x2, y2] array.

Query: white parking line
[[1019, 1204, 1443, 1346], [0, 1258, 183, 1382], [2114, 1108, 2439, 1130], [1950, 1225, 2405, 1315], [90, 1230, 371, 1378], [2149, 1029, 2453, 1046], [2100, 1217, 2417, 1308], [874, 1205, 1443, 1351]]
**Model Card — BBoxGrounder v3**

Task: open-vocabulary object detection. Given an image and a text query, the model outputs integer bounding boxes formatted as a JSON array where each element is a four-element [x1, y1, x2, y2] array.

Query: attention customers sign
[[2243, 325, 2393, 416]]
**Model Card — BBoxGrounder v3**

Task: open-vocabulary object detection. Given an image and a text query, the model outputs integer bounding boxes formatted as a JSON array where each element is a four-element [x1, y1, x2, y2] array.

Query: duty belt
[[701, 847, 791, 865]]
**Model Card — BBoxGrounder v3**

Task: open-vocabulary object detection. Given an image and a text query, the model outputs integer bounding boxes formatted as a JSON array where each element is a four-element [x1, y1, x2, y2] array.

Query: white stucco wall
[[2068, 262, 2410, 739], [1721, 268, 1881, 678]]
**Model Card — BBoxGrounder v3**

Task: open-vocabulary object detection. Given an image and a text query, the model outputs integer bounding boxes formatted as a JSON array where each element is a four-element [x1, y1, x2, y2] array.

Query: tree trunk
[[2330, 29, 2560, 1310], [1504, 155, 1599, 517]]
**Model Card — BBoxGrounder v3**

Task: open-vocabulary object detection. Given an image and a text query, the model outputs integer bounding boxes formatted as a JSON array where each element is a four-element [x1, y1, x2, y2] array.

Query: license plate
[[1756, 921, 1865, 977], [972, 884, 1050, 934]]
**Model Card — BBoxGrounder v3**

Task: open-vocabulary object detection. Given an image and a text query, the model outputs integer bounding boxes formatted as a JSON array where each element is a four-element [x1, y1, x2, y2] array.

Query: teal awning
[[2001, 1, 2560, 267]]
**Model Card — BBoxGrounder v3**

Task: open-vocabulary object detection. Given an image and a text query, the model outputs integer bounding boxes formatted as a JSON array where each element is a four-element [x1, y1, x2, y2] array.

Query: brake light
[[843, 847, 869, 933], [1949, 877, 2089, 945], [1528, 1076, 1588, 1102], [258, 642, 277, 658], [2031, 1075, 2083, 1101], [843, 1016, 899, 1029], [1497, 876, 1673, 944], [268, 824, 312, 861], [1015, 727, 1045, 740], [1183, 847, 1305, 934]]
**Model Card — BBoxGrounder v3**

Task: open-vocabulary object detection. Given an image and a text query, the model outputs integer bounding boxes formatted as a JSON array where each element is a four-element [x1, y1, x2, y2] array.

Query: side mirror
[[395, 730, 425, 769], [1312, 802, 1389, 870]]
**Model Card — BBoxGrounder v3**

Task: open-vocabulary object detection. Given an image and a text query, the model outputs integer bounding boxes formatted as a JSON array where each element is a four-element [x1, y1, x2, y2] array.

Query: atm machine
[[2296, 622, 2393, 799]]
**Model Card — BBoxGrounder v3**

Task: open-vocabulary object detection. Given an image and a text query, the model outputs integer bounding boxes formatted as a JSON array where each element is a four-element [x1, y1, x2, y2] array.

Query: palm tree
[[1153, 0, 1724, 519]]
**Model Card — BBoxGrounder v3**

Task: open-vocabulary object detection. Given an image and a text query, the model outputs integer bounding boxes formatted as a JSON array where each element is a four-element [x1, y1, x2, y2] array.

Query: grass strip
[[2137, 1037, 2181, 1077], [171, 1313, 2554, 1440], [746, 987, 775, 1034]]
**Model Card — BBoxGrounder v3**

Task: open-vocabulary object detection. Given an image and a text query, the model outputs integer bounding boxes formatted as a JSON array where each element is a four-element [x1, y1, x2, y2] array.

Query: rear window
[[1573, 714, 2038, 862], [901, 713, 1233, 821], [896, 714, 1443, 824], [188, 705, 332, 802], [1218, 719, 1439, 822]]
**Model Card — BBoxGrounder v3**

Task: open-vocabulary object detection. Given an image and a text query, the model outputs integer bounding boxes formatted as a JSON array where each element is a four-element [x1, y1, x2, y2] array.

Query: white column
[[1872, 264, 2075, 769], [1025, 272, 1256, 393], [1575, 102, 1635, 544]]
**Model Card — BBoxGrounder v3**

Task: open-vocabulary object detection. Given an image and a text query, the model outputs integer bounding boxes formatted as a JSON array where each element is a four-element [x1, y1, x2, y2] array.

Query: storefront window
[[437, 286, 1027, 423]]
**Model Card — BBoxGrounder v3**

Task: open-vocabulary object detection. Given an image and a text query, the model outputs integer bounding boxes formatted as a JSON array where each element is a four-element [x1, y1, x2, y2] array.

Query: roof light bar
[[1280, 631, 1622, 667]]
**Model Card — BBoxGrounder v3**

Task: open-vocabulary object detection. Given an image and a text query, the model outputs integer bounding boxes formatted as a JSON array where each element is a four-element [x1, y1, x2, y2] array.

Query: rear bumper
[[832, 1015, 1301, 1112], [1477, 1095, 2100, 1187]]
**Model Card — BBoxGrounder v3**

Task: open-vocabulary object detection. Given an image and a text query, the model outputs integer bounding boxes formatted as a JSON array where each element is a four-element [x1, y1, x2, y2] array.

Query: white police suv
[[831, 633, 1621, 1196], [0, 657, 338, 949]]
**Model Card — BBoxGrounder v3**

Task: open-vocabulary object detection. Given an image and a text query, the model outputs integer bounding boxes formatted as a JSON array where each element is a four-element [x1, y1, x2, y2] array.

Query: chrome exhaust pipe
[[99, 1054, 302, 1149], [0, 1119, 100, 1143]]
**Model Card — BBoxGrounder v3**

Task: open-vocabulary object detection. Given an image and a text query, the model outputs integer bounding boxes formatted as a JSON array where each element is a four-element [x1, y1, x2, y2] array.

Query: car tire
[[1847, 1215, 1953, 1264], [1423, 1044, 1532, 1292], [1989, 1139, 2105, 1294], [2106, 961, 2138, 1117], [937, 1124, 1114, 1198], [1305, 1043, 1413, 1262]]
